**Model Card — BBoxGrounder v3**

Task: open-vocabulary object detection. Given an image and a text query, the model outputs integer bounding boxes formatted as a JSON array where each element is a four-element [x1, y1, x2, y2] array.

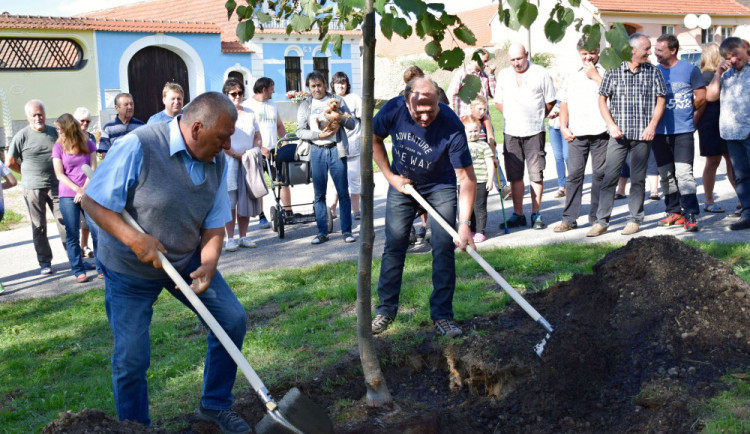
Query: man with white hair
[[494, 42, 556, 230], [6, 99, 65, 274]]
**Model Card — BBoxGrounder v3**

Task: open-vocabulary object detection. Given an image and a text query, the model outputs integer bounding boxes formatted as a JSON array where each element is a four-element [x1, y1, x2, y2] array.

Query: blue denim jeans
[[310, 145, 352, 235], [59, 197, 101, 276], [376, 187, 457, 321], [103, 251, 247, 424], [549, 126, 568, 189], [727, 137, 750, 220]]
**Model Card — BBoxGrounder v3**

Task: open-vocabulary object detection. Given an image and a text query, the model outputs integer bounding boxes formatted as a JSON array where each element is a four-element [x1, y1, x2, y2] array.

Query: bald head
[[507, 43, 529, 73], [404, 77, 441, 128], [24, 100, 46, 132]]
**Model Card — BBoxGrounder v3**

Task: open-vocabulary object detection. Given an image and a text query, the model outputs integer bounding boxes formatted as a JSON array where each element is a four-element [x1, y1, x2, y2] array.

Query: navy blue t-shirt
[[373, 96, 472, 194]]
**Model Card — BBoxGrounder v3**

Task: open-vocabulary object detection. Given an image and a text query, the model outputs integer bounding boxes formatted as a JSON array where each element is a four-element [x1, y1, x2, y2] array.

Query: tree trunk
[[356, 0, 392, 407]]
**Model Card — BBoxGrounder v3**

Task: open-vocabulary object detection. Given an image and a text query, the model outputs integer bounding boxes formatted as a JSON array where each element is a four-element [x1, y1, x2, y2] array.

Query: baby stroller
[[265, 134, 333, 238]]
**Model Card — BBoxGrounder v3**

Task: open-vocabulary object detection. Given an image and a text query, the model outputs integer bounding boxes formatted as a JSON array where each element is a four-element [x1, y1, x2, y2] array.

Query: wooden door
[[127, 46, 190, 122]]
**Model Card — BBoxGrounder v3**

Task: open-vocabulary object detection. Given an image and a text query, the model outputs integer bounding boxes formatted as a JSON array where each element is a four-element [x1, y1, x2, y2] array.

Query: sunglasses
[[227, 91, 243, 98]]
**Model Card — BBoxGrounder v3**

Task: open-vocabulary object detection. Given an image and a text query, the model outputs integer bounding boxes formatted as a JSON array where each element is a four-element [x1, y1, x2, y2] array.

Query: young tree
[[224, 0, 631, 407]]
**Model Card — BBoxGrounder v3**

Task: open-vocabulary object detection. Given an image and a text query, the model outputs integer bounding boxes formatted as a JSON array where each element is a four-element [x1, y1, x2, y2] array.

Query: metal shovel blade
[[255, 387, 333, 434]]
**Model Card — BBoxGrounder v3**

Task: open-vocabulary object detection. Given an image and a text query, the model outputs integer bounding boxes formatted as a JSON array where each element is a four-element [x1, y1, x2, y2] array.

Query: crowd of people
[[2, 35, 749, 432]]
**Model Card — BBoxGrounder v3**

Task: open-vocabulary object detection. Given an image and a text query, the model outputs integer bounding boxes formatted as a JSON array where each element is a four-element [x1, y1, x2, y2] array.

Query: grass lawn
[[2, 241, 748, 432], [0, 209, 23, 231]]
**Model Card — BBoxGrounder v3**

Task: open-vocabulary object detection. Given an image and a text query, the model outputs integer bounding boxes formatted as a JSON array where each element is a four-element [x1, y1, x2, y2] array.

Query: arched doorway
[[127, 46, 190, 122]]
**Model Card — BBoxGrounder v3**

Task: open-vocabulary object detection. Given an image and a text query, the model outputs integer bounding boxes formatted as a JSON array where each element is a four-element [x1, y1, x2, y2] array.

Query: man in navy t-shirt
[[653, 34, 706, 232], [370, 77, 476, 338]]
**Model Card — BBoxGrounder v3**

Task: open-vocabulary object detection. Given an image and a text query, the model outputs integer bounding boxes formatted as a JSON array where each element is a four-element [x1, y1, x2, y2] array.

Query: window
[[285, 56, 301, 92], [0, 37, 85, 70], [661, 25, 674, 35], [313, 57, 329, 84], [721, 26, 734, 40], [702, 26, 715, 44]]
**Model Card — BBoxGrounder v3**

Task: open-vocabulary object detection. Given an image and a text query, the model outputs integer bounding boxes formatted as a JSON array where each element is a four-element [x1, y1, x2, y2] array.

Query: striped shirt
[[599, 61, 666, 140], [467, 140, 493, 184]]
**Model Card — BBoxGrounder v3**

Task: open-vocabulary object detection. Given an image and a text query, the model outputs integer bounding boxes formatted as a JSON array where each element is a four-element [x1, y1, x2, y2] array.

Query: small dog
[[319, 99, 350, 134]]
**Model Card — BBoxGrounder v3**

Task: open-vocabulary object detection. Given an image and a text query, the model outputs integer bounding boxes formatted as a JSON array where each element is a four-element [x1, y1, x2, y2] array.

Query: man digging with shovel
[[82, 92, 251, 433], [371, 77, 476, 338]]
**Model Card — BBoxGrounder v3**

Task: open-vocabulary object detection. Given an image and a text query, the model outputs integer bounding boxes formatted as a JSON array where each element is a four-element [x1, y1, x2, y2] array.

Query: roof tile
[[0, 12, 220, 34], [589, 0, 750, 15]]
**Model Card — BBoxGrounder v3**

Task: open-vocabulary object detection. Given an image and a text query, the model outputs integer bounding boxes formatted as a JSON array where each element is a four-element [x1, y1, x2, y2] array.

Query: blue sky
[[2, 0, 494, 17]]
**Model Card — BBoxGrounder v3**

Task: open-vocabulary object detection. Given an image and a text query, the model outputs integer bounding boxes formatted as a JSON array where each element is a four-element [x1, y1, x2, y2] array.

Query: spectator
[[548, 101, 568, 198], [469, 96, 510, 199], [706, 37, 750, 230], [146, 82, 184, 125], [296, 71, 357, 245], [554, 38, 608, 233], [51, 114, 99, 283], [461, 116, 494, 242], [99, 93, 144, 156], [653, 34, 706, 232], [695, 42, 736, 214], [82, 92, 250, 431], [494, 42, 556, 230], [329, 72, 363, 221], [5, 99, 65, 275], [588, 33, 666, 237], [446, 48, 496, 119], [73, 107, 96, 258], [221, 78, 267, 251], [0, 159, 18, 293], [242, 77, 291, 226]]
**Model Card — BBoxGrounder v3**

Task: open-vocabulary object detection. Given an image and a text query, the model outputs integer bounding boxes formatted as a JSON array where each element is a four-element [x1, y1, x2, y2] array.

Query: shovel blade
[[255, 387, 333, 434]]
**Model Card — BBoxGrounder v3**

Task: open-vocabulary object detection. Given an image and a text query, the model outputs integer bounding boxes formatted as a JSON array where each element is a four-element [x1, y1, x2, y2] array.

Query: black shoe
[[198, 405, 251, 434], [505, 213, 527, 228], [729, 218, 750, 231]]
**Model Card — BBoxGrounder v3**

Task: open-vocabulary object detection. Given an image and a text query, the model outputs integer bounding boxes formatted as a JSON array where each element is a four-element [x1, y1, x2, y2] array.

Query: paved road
[[1, 141, 745, 303]]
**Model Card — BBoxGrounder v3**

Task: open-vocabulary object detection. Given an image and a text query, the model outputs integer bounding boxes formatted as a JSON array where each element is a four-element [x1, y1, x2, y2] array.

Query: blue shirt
[[99, 116, 145, 153], [147, 110, 177, 125], [87, 117, 231, 229], [374, 97, 472, 194], [656, 60, 705, 134]]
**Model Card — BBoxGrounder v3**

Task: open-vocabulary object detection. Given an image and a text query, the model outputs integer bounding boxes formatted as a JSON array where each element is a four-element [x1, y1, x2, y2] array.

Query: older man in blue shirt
[[82, 92, 251, 433]]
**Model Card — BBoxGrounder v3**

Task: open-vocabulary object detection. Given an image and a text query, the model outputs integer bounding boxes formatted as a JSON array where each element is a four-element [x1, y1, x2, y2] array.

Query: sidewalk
[[1, 141, 745, 303]]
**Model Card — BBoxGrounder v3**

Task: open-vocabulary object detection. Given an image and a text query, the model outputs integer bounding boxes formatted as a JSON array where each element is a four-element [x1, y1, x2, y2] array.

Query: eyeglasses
[[227, 91, 243, 98]]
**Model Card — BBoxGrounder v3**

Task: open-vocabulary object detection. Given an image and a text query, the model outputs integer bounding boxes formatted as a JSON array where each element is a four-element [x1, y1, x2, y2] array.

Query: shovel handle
[[81, 165, 277, 408], [403, 184, 553, 334]]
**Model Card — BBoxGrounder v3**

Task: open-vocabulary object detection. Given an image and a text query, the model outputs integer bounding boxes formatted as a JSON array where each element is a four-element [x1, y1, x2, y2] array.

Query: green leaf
[[440, 12, 457, 26], [583, 25, 602, 51], [427, 2, 445, 12], [394, 0, 428, 16], [374, 0, 387, 15], [560, 8, 575, 27], [392, 17, 412, 38], [236, 19, 255, 42], [424, 40, 441, 58], [236, 5, 246, 19], [290, 14, 314, 33], [504, 6, 521, 31], [599, 47, 623, 70], [605, 23, 630, 56], [256, 11, 271, 23], [417, 12, 443, 37], [453, 24, 476, 46], [329, 34, 343, 56], [225, 0, 236, 20], [301, 0, 321, 17], [457, 75, 481, 104], [507, 0, 525, 10], [517, 2, 538, 29], [569, 0, 581, 6], [380, 12, 393, 39], [544, 19, 564, 43], [437, 47, 464, 70], [339, 0, 365, 8]]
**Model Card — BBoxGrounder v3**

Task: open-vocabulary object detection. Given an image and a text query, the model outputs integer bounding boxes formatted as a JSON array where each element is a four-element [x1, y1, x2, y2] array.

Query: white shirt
[[342, 93, 362, 156], [494, 63, 556, 137], [225, 107, 259, 191], [557, 63, 608, 136], [242, 97, 281, 149]]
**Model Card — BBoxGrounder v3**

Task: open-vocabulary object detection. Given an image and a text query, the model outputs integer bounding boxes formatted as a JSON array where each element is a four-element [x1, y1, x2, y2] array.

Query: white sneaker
[[224, 238, 239, 252], [239, 237, 257, 248]]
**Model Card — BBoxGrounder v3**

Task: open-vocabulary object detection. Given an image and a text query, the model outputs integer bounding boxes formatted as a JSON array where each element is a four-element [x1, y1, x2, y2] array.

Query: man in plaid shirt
[[446, 48, 496, 120], [588, 33, 666, 237]]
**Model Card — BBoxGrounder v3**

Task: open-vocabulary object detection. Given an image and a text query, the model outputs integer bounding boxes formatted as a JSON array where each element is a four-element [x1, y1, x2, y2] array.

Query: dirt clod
[[43, 236, 750, 433]]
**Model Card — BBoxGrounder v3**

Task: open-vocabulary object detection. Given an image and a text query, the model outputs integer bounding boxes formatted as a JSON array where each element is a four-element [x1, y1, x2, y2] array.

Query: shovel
[[403, 183, 553, 356], [82, 165, 332, 434]]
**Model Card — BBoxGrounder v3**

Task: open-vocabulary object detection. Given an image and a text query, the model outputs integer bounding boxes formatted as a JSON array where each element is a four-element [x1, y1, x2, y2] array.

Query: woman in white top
[[329, 72, 363, 220], [222, 78, 268, 251]]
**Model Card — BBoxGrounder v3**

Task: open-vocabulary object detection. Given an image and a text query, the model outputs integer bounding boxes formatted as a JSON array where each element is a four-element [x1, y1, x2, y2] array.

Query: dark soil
[[43, 236, 750, 433]]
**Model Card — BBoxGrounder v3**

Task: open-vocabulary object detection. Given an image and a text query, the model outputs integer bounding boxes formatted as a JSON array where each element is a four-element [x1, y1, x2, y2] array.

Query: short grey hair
[[73, 107, 91, 121], [629, 33, 650, 48], [182, 91, 237, 129], [24, 99, 45, 116], [404, 76, 440, 102]]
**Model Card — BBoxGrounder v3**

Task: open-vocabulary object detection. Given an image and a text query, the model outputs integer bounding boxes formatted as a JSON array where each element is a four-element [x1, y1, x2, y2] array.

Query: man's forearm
[[199, 227, 224, 270], [649, 97, 666, 128], [81, 195, 142, 249]]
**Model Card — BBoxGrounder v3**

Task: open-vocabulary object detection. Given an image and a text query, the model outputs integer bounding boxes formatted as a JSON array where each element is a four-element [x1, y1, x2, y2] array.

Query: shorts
[[503, 132, 546, 183], [347, 154, 361, 195]]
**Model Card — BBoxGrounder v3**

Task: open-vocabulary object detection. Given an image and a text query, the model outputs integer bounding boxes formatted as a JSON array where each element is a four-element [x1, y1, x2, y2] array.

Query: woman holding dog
[[296, 71, 357, 245]]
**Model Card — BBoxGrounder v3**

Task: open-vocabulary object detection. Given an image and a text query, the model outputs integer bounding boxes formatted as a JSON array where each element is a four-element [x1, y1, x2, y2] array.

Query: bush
[[406, 58, 439, 74], [530, 52, 554, 68]]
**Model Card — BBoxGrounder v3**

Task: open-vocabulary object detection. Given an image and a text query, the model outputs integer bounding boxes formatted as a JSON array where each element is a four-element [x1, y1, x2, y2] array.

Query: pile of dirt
[[43, 236, 750, 433]]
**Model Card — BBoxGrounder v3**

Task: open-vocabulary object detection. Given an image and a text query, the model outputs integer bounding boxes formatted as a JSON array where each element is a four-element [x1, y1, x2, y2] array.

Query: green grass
[[700, 372, 750, 433], [1, 242, 748, 432], [0, 209, 23, 231]]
